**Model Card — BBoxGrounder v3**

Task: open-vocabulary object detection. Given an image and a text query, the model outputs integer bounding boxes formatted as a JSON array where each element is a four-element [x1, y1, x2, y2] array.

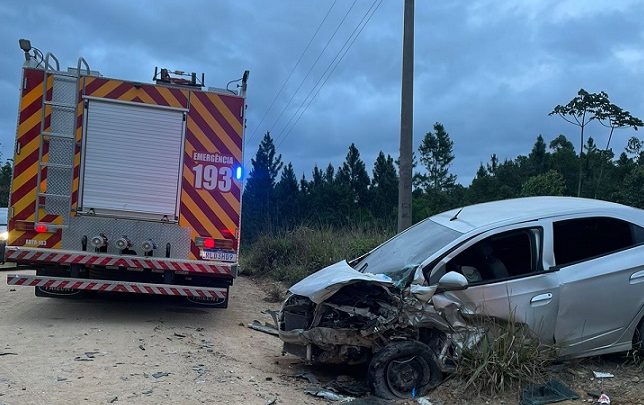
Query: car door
[[429, 222, 561, 343], [550, 215, 644, 357]]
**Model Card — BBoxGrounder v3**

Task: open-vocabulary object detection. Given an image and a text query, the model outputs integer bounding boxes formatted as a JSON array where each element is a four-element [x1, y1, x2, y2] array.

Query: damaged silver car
[[278, 197, 644, 399]]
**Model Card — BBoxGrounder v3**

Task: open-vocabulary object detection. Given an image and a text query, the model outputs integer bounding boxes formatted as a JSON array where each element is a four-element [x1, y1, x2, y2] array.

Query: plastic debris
[[592, 371, 614, 378], [248, 320, 279, 336], [597, 392, 610, 404], [520, 378, 579, 405], [152, 372, 170, 379], [304, 389, 353, 402], [416, 398, 433, 405], [294, 372, 319, 385]]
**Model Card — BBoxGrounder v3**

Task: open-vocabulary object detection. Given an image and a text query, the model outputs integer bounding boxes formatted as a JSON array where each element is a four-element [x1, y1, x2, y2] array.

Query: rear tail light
[[35, 224, 48, 233], [195, 236, 234, 250]]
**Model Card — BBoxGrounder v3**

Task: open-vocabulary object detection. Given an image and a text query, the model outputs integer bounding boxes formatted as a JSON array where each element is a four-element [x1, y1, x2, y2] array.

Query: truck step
[[7, 274, 227, 299]]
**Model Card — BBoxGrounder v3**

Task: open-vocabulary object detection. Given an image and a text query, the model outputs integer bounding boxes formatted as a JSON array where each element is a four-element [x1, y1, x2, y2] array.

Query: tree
[[550, 89, 608, 196], [417, 122, 456, 192], [0, 161, 12, 207], [521, 170, 566, 197], [593, 102, 643, 197], [274, 163, 299, 228], [528, 135, 548, 176], [242, 132, 282, 240], [548, 135, 577, 194], [370, 152, 398, 222], [336, 143, 370, 207]]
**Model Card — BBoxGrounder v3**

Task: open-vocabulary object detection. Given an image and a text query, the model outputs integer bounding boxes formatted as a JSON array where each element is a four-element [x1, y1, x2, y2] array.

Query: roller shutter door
[[81, 100, 184, 218]]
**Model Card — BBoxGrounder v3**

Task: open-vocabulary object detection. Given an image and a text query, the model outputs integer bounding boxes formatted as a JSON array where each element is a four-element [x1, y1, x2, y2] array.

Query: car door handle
[[530, 293, 553, 306], [630, 270, 644, 284]]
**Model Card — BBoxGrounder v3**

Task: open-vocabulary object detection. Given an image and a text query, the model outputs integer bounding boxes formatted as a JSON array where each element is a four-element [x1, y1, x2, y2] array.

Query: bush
[[240, 225, 391, 285], [456, 315, 557, 397]]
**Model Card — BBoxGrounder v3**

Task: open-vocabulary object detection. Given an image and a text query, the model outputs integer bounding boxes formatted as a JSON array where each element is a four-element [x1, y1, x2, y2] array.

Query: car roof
[[431, 197, 640, 234]]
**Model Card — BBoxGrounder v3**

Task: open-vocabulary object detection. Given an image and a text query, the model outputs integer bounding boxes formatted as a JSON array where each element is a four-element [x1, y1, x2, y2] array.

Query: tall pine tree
[[242, 132, 282, 240]]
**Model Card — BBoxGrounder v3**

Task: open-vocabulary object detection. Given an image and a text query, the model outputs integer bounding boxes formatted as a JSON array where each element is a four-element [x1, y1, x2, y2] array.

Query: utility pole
[[397, 0, 414, 232]]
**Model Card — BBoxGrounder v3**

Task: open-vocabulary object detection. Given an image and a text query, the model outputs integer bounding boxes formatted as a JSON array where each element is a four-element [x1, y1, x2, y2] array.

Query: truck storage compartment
[[80, 99, 185, 220]]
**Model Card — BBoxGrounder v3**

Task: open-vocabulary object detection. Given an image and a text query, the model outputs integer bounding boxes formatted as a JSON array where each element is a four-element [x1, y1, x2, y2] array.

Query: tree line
[[242, 89, 644, 241]]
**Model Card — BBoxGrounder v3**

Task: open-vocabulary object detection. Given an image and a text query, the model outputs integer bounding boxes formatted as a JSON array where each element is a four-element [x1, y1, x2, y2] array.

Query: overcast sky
[[1, 0, 643, 184]]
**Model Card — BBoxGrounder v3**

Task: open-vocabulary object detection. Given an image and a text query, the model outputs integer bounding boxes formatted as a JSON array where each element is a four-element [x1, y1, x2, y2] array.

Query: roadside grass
[[455, 315, 558, 397], [240, 225, 392, 285]]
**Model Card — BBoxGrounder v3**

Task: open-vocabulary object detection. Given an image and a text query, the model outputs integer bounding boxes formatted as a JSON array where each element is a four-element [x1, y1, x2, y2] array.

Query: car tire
[[368, 340, 443, 399], [635, 319, 644, 358]]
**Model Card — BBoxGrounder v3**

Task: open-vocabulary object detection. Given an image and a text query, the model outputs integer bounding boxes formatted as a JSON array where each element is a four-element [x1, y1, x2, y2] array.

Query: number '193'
[[192, 164, 232, 192]]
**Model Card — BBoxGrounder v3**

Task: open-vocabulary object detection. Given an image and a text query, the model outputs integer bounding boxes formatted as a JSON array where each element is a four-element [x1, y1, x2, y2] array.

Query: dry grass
[[240, 225, 391, 284]]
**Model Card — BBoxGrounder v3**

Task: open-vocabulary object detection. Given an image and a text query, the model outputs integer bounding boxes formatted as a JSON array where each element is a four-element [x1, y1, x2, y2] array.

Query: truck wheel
[[368, 340, 443, 399], [35, 267, 86, 299], [185, 296, 228, 309]]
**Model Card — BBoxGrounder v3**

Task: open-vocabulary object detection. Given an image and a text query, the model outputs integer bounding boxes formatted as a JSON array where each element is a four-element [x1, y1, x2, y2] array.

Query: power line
[[246, 0, 337, 146], [266, 0, 358, 137], [276, 0, 382, 149]]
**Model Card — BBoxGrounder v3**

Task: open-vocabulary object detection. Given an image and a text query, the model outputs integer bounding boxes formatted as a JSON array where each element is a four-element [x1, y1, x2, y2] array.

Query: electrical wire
[[276, 0, 382, 149], [245, 0, 338, 146], [266, 0, 358, 138]]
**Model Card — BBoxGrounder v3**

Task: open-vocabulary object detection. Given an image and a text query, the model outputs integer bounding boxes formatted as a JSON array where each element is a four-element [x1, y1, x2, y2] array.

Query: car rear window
[[553, 217, 643, 266]]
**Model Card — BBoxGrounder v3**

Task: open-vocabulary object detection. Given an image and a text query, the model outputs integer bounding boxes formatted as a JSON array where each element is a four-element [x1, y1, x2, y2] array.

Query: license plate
[[200, 249, 237, 262]]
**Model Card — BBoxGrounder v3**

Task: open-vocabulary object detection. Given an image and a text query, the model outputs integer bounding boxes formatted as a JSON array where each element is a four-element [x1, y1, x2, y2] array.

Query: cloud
[[1, 0, 643, 185]]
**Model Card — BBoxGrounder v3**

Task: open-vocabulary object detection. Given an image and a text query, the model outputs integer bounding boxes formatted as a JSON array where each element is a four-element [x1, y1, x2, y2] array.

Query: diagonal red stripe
[[141, 85, 167, 106], [104, 82, 132, 100], [187, 107, 236, 160], [171, 88, 188, 107], [23, 69, 45, 94], [193, 91, 242, 148]]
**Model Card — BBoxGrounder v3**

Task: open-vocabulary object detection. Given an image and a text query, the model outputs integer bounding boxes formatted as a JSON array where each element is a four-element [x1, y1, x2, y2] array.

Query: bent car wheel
[[368, 340, 443, 399]]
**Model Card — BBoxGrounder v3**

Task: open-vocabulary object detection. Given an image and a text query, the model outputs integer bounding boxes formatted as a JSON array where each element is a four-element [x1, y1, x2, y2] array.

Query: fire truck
[[4, 40, 248, 307]]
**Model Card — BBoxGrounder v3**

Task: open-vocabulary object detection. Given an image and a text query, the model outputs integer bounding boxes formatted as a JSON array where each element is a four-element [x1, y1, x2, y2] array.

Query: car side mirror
[[436, 271, 468, 293]]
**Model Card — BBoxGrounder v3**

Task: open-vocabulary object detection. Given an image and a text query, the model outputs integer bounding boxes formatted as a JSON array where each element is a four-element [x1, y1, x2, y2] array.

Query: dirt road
[[0, 269, 317, 405], [1, 268, 642, 405]]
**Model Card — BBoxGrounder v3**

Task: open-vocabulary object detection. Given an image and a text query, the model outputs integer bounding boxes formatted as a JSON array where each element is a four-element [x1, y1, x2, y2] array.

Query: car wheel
[[368, 340, 443, 399], [635, 319, 644, 358]]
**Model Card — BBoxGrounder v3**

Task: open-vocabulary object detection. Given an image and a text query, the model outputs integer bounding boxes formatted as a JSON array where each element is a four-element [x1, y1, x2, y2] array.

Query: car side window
[[444, 228, 541, 285], [553, 217, 643, 267]]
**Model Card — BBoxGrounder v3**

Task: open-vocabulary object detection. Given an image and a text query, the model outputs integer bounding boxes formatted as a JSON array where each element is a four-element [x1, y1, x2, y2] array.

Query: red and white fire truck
[[4, 39, 248, 307]]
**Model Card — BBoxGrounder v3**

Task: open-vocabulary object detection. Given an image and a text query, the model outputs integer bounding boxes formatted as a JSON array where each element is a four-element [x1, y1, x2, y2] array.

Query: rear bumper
[[5, 246, 236, 277], [7, 273, 228, 299]]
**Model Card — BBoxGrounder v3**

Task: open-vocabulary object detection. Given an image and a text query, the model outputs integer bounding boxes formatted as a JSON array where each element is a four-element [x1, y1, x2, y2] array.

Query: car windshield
[[353, 219, 462, 275]]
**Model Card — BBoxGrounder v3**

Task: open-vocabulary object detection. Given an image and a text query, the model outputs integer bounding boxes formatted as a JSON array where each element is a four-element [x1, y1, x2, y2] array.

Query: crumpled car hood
[[288, 260, 394, 304]]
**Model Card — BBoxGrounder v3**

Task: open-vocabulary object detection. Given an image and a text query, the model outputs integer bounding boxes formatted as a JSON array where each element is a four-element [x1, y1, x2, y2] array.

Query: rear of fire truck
[[4, 40, 248, 307]]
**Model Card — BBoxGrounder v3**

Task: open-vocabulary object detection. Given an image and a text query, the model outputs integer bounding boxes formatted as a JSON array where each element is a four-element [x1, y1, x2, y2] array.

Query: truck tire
[[35, 267, 86, 299], [185, 295, 228, 309], [368, 340, 443, 399]]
